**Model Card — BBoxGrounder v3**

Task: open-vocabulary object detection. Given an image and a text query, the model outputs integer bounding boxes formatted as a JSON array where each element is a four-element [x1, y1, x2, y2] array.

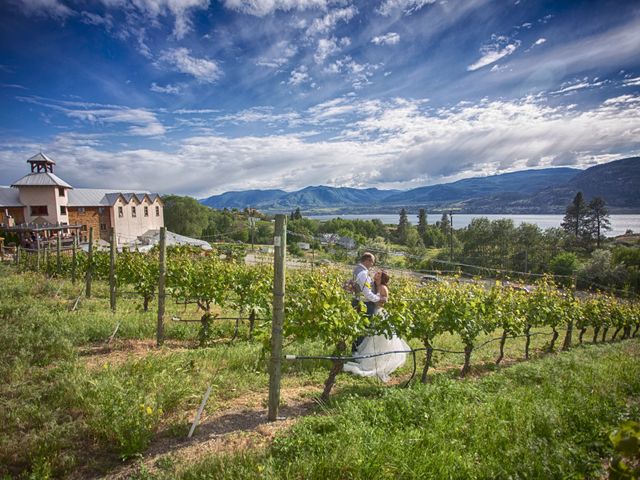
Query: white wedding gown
[[343, 308, 411, 383]]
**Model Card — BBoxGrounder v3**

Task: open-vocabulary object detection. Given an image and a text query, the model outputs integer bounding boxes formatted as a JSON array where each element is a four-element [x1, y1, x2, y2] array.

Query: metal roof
[[68, 189, 158, 206], [0, 187, 22, 207], [11, 172, 73, 188], [27, 152, 55, 164], [139, 229, 212, 250], [68, 189, 121, 206]]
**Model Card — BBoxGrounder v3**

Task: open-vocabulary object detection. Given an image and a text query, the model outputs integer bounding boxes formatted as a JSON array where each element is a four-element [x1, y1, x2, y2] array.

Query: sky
[[1, 0, 639, 198]]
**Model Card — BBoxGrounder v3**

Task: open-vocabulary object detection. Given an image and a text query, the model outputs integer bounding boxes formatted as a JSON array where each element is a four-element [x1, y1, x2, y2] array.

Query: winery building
[[0, 153, 164, 247]]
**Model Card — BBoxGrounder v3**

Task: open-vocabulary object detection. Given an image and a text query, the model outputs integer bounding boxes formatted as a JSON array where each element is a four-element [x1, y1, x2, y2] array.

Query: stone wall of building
[[0, 207, 26, 226], [68, 207, 113, 242]]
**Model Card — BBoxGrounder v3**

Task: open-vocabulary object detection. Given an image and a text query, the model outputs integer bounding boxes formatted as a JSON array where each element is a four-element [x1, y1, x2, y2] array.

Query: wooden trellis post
[[268, 214, 287, 421], [86, 227, 93, 298], [157, 227, 166, 347]]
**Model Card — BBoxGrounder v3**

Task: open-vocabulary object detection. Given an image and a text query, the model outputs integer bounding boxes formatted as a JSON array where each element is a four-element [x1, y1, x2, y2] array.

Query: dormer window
[[58, 187, 65, 197]]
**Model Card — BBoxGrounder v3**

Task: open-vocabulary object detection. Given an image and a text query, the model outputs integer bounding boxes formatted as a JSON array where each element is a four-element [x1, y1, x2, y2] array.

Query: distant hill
[[199, 157, 640, 214], [201, 189, 287, 209], [201, 186, 398, 210], [383, 168, 579, 204], [529, 157, 640, 210]]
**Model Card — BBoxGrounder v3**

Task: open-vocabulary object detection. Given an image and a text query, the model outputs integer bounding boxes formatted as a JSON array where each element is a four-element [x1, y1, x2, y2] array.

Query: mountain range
[[201, 157, 640, 214]]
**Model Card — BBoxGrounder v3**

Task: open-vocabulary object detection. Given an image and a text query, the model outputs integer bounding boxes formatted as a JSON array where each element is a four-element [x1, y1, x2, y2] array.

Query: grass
[[169, 340, 640, 479], [1, 263, 638, 479]]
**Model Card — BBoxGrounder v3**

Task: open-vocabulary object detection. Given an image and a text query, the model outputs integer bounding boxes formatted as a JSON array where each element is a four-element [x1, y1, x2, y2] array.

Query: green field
[[0, 263, 638, 479]]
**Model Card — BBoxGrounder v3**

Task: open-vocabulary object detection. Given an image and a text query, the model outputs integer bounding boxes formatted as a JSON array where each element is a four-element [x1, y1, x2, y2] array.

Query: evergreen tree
[[290, 207, 303, 220], [561, 192, 588, 241], [417, 209, 427, 241], [397, 208, 409, 244], [585, 197, 611, 248]]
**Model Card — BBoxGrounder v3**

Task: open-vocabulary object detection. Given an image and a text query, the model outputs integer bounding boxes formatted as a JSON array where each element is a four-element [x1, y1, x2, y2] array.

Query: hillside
[[383, 168, 579, 204], [200, 157, 640, 213]]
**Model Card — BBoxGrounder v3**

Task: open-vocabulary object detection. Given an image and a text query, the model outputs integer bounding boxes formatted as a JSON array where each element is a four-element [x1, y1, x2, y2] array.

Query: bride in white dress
[[343, 271, 411, 383]]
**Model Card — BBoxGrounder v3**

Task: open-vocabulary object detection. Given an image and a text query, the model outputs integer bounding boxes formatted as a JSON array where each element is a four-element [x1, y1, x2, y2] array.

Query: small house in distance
[[0, 153, 164, 247]]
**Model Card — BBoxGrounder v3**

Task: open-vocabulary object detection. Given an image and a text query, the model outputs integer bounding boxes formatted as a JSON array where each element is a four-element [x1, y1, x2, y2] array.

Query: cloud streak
[[468, 35, 521, 71]]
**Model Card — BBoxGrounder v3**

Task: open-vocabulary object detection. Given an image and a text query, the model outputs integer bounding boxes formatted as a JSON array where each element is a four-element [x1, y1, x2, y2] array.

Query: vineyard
[[14, 241, 640, 379], [2, 236, 640, 478]]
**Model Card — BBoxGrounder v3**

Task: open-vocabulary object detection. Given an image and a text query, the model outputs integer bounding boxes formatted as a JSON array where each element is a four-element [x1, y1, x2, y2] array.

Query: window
[[60, 206, 67, 215], [144, 206, 149, 217], [58, 187, 65, 197], [118, 206, 123, 218], [156, 206, 160, 216], [100, 223, 107, 231], [98, 207, 104, 214], [78, 207, 85, 213], [31, 205, 48, 216], [131, 206, 137, 218], [81, 225, 87, 232]]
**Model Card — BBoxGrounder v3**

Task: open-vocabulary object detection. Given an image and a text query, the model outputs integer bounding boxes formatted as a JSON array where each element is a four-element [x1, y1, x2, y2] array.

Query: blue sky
[[1, 0, 639, 198]]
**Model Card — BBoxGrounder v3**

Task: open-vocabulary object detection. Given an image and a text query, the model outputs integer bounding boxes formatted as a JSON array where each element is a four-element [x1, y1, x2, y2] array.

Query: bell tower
[[27, 152, 56, 173]]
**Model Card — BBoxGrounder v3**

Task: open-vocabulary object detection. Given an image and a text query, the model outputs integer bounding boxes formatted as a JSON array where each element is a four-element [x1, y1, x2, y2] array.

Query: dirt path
[[78, 338, 196, 369]]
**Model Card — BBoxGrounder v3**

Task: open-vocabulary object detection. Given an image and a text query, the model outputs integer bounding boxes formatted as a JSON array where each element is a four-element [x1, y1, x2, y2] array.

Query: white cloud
[[468, 35, 521, 71], [371, 32, 400, 45], [216, 107, 302, 126], [623, 76, 640, 87], [97, 0, 209, 39], [533, 38, 546, 46], [13, 0, 75, 19], [377, 0, 436, 16], [222, 0, 327, 16], [550, 77, 607, 95], [306, 6, 357, 36], [1, 83, 28, 90], [6, 94, 640, 194], [289, 66, 311, 86], [256, 41, 297, 68], [80, 11, 113, 28], [314, 38, 341, 64], [159, 48, 221, 83], [150, 82, 181, 94], [16, 96, 166, 137]]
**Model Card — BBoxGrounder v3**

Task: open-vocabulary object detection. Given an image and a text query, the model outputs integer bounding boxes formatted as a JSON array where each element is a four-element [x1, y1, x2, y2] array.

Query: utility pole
[[248, 213, 256, 252], [449, 210, 454, 263]]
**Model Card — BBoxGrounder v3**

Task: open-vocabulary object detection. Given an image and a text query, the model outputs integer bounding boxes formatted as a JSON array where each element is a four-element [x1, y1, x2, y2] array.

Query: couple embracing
[[343, 252, 410, 383]]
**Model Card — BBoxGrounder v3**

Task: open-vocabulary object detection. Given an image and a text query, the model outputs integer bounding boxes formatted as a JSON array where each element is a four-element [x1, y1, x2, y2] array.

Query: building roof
[[69, 189, 122, 206], [27, 152, 55, 165], [10, 172, 73, 188], [138, 229, 212, 251], [0, 187, 22, 207], [68, 189, 160, 206]]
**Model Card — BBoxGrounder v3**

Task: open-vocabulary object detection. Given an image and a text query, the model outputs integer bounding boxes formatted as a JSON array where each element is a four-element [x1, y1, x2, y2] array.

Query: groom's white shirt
[[354, 263, 381, 303]]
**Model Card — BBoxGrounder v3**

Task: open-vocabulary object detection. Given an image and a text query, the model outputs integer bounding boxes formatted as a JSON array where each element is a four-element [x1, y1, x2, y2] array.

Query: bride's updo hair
[[379, 271, 390, 286]]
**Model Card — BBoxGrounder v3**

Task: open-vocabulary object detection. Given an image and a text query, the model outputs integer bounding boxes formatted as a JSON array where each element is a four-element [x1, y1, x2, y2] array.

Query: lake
[[306, 213, 640, 238]]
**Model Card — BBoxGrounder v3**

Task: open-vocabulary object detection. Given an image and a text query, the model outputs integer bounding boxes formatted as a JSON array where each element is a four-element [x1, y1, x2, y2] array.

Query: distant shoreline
[[303, 213, 640, 237]]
